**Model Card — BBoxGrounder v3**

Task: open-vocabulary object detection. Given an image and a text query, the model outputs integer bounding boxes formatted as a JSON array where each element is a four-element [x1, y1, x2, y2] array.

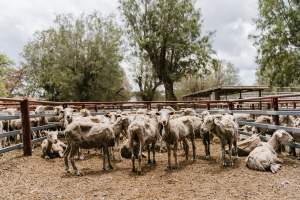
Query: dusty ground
[[0, 140, 299, 200]]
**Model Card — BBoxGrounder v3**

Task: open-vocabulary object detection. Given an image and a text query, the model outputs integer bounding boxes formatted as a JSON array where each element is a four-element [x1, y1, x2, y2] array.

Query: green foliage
[[0, 53, 15, 96], [176, 60, 240, 98], [253, 0, 300, 86], [120, 0, 213, 100], [22, 13, 129, 101]]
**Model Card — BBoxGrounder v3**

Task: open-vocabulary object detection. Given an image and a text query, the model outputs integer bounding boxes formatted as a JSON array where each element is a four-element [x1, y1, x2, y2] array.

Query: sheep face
[[292, 117, 300, 127], [156, 109, 174, 127], [63, 108, 74, 124], [44, 131, 58, 144], [201, 115, 215, 132], [35, 106, 45, 114], [53, 106, 63, 115], [275, 130, 294, 145]]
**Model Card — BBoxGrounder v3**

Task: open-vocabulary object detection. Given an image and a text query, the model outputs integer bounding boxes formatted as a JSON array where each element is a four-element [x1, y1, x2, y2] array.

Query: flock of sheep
[[0, 105, 299, 176]]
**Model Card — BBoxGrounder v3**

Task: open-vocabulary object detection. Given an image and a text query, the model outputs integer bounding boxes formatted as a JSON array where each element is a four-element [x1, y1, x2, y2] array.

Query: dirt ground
[[0, 140, 299, 200]]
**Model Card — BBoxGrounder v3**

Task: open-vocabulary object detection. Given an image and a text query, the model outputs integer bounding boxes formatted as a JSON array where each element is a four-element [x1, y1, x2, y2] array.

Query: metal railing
[[1, 93, 300, 156]]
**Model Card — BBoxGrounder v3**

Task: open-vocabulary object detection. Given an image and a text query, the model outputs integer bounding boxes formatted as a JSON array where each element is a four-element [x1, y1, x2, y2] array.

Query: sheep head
[[274, 130, 294, 145], [156, 109, 174, 127], [43, 131, 58, 144], [201, 115, 215, 132]]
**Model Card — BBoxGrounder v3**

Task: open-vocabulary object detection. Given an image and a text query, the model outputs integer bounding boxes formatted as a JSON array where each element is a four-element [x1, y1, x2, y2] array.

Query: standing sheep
[[64, 121, 116, 176], [246, 129, 294, 173], [128, 114, 160, 174], [201, 114, 239, 166], [157, 109, 196, 170]]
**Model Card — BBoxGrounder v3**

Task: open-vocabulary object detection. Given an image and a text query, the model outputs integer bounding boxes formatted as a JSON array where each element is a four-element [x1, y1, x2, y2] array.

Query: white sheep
[[128, 114, 160, 174], [41, 131, 67, 159], [157, 109, 196, 170], [202, 114, 239, 166], [246, 129, 294, 173]]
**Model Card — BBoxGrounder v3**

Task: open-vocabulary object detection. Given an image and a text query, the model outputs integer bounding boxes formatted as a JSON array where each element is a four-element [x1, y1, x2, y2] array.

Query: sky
[[0, 0, 259, 85]]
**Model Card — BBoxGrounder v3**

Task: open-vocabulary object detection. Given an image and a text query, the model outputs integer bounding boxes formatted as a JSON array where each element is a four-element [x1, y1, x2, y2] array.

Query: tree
[[22, 13, 130, 101], [176, 59, 240, 98], [133, 55, 162, 101], [252, 0, 300, 86], [0, 53, 17, 97], [120, 0, 213, 100]]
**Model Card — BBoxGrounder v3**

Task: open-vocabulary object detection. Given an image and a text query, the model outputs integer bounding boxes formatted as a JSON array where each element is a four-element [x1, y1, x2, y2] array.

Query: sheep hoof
[[132, 168, 136, 172], [45, 156, 50, 160], [79, 156, 85, 160], [204, 155, 211, 160], [75, 171, 82, 176], [167, 166, 172, 170], [152, 160, 156, 165], [137, 171, 142, 175], [108, 165, 113, 170], [148, 160, 152, 164]]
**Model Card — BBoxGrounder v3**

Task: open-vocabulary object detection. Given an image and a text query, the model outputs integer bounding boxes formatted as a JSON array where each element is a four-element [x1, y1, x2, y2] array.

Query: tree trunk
[[163, 80, 177, 101]]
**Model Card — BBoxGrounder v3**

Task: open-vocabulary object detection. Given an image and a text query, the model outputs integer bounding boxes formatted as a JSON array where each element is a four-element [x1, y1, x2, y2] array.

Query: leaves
[[253, 0, 300, 86], [121, 0, 213, 100], [22, 13, 130, 101]]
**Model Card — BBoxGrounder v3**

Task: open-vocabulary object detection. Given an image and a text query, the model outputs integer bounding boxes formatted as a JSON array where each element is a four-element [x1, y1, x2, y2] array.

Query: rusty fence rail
[[1, 93, 300, 156]]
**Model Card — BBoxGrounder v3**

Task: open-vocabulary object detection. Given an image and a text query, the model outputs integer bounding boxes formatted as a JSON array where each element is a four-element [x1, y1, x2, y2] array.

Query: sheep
[[181, 108, 198, 116], [41, 131, 67, 159], [237, 134, 261, 156], [64, 121, 116, 176], [128, 114, 160, 174], [252, 115, 273, 135], [79, 108, 91, 117], [246, 129, 294, 173], [0, 121, 6, 149], [201, 114, 239, 166], [156, 108, 196, 170]]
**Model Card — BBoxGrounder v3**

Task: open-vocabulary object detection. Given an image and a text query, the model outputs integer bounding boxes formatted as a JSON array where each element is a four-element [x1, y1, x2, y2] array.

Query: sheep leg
[[107, 146, 113, 170], [233, 139, 239, 159], [152, 142, 156, 164], [147, 145, 151, 164], [191, 135, 196, 161], [173, 142, 179, 169], [203, 133, 211, 160], [167, 144, 172, 170], [228, 141, 233, 166], [137, 142, 142, 175], [64, 145, 71, 173], [70, 146, 81, 176], [182, 139, 189, 161], [102, 147, 107, 170], [221, 141, 226, 166]]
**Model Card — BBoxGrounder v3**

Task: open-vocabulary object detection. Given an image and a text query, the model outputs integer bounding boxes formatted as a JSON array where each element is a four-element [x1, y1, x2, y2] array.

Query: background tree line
[[0, 0, 298, 101]]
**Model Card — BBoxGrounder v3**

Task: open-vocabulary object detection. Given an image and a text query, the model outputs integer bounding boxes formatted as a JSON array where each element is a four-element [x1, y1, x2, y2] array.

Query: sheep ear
[[41, 130, 48, 136], [170, 111, 175, 115], [156, 112, 160, 116]]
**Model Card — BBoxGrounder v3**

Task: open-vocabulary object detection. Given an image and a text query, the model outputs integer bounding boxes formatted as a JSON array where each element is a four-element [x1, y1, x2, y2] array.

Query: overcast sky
[[0, 0, 258, 85]]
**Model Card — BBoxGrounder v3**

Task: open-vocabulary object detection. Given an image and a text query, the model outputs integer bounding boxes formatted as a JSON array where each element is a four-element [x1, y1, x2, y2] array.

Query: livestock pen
[[0, 95, 300, 199]]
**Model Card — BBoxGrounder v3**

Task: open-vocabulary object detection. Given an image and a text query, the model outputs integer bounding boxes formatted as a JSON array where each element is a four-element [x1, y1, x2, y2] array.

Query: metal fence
[[1, 93, 300, 156]]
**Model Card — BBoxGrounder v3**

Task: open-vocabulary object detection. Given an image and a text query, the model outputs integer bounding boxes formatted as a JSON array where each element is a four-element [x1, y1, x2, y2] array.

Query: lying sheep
[[252, 115, 273, 135], [128, 114, 160, 174], [202, 114, 239, 166], [246, 129, 294, 173], [157, 109, 196, 170], [64, 121, 116, 175], [41, 131, 67, 159]]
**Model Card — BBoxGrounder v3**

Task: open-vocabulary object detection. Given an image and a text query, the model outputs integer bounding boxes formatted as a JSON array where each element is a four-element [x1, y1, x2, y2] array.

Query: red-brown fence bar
[[20, 98, 32, 156]]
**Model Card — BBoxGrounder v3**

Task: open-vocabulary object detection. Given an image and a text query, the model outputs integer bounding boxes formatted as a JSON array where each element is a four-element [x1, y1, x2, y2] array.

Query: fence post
[[20, 98, 32, 156], [293, 102, 296, 109], [94, 105, 98, 113], [228, 102, 234, 113], [272, 97, 279, 125], [206, 102, 210, 110]]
